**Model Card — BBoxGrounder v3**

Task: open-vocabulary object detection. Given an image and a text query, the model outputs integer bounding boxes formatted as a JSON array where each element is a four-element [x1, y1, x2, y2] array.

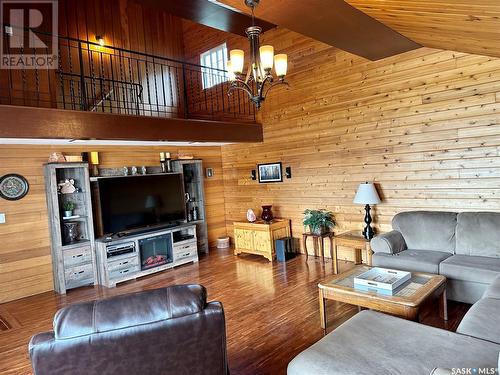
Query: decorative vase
[[261, 205, 273, 222], [311, 225, 328, 235], [63, 210, 73, 218], [247, 209, 257, 223], [63, 222, 79, 244]]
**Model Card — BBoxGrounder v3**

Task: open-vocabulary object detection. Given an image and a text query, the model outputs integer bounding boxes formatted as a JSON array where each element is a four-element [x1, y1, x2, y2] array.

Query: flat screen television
[[96, 174, 186, 236]]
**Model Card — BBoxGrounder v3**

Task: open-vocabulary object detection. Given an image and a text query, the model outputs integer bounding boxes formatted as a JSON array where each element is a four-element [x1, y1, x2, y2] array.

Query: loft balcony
[[0, 30, 262, 143]]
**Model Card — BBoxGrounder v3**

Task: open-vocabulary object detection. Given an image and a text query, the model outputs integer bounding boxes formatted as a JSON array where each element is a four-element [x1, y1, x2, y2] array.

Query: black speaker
[[285, 166, 292, 179], [251, 170, 257, 180]]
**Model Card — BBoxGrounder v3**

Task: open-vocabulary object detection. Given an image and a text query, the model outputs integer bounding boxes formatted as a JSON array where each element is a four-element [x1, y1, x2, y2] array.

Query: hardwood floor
[[0, 249, 470, 375]]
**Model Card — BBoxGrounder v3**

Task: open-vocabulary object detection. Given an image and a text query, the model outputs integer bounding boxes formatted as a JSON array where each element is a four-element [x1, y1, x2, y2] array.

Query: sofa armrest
[[370, 230, 407, 254]]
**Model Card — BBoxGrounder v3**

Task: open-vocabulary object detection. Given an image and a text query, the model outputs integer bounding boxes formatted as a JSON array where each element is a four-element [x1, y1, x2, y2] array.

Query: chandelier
[[227, 0, 288, 109]]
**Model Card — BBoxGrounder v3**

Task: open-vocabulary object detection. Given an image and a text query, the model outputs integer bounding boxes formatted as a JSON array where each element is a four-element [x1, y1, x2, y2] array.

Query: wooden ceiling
[[134, 0, 275, 37], [220, 0, 500, 59], [217, 0, 420, 61], [345, 0, 500, 58]]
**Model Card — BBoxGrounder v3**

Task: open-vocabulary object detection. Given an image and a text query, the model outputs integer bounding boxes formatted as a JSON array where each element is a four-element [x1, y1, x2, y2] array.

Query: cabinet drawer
[[108, 256, 139, 272], [63, 246, 92, 268], [65, 263, 94, 289], [174, 246, 197, 261], [109, 264, 140, 280], [173, 241, 197, 255]]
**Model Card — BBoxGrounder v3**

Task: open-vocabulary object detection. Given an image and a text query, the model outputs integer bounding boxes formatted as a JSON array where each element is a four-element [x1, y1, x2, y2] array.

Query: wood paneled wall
[[61, 0, 185, 59], [0, 145, 225, 303], [183, 23, 500, 258], [0, 0, 185, 108]]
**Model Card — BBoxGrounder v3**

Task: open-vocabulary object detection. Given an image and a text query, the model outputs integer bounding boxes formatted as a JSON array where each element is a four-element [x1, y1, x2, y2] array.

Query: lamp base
[[362, 204, 375, 241]]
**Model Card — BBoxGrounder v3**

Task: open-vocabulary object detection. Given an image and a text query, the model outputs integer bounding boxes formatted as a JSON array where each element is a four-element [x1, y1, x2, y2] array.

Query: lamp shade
[[226, 60, 236, 81], [259, 45, 274, 70], [89, 151, 99, 165], [274, 54, 287, 77], [229, 49, 244, 74], [353, 182, 381, 205]]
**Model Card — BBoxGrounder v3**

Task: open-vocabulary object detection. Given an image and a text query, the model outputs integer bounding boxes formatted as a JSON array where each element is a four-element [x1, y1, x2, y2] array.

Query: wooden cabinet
[[233, 219, 291, 261]]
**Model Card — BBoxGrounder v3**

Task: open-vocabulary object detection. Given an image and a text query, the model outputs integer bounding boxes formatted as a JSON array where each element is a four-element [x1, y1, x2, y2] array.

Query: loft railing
[[0, 28, 255, 122]]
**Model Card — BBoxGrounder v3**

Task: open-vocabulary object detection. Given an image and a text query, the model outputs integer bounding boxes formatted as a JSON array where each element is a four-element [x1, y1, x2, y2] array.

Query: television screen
[[97, 174, 186, 235]]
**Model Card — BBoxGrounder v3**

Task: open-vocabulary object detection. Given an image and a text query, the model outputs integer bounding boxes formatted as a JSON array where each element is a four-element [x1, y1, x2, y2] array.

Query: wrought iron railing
[[0, 29, 255, 122]]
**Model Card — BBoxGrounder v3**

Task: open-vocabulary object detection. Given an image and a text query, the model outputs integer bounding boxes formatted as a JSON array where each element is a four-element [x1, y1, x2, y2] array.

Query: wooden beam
[[134, 0, 276, 37], [219, 0, 421, 61], [0, 105, 263, 143]]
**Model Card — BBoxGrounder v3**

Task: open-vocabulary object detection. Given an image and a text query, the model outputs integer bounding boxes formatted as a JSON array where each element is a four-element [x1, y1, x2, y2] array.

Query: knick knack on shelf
[[261, 205, 273, 222], [247, 209, 257, 223]]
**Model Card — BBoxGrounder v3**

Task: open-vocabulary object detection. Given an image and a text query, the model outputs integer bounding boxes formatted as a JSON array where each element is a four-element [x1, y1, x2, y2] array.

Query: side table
[[302, 232, 334, 264], [332, 230, 372, 274]]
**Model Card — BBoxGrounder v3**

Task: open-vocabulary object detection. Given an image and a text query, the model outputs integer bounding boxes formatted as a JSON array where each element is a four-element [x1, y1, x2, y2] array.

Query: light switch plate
[[0, 213, 5, 224]]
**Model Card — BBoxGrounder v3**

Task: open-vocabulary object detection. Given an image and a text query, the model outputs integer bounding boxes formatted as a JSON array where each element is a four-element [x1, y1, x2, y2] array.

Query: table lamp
[[353, 182, 381, 240]]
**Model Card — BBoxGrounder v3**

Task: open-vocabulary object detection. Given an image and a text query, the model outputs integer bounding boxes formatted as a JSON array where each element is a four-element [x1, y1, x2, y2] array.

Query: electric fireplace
[[138, 233, 173, 270]]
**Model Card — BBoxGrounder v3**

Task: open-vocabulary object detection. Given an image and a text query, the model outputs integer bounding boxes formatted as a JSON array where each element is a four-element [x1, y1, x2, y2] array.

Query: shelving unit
[[44, 163, 97, 294], [173, 159, 209, 253]]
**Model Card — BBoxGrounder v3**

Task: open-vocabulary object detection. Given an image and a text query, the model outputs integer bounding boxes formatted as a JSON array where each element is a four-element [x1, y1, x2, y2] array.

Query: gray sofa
[[288, 275, 500, 375], [370, 211, 500, 303]]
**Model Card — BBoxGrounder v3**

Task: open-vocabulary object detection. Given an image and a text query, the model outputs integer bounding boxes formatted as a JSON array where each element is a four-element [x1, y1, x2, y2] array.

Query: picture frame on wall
[[258, 162, 283, 183]]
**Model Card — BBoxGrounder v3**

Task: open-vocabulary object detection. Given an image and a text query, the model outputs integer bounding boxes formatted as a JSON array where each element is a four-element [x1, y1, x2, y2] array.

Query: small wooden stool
[[302, 232, 334, 264]]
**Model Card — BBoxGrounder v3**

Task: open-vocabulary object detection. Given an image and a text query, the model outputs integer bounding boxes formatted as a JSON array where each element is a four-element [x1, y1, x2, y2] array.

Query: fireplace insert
[[138, 233, 173, 270]]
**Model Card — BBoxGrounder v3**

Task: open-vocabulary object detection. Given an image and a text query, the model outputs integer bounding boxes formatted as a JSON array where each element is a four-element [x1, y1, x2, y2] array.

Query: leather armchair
[[29, 284, 228, 375]]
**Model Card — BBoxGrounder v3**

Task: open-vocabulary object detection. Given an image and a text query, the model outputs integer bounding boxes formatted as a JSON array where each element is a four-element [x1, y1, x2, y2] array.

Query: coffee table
[[318, 265, 447, 334]]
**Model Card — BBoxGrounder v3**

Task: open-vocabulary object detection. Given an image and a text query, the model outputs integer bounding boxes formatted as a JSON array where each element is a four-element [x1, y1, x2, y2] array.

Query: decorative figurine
[[58, 179, 76, 194], [247, 209, 257, 223]]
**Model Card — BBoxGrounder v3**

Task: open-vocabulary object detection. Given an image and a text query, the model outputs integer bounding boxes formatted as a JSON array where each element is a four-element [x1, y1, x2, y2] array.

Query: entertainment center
[[95, 224, 198, 288], [44, 159, 207, 294]]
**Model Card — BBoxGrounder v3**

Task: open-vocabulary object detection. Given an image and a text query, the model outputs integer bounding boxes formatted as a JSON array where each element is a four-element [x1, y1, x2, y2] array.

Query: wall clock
[[0, 174, 30, 201]]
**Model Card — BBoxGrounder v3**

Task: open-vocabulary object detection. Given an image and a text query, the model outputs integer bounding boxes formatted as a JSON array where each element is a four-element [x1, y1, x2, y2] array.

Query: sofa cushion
[[483, 275, 500, 299], [456, 212, 500, 258], [54, 284, 207, 340], [392, 211, 457, 253], [439, 255, 500, 284], [457, 298, 500, 345], [372, 250, 452, 274], [287, 310, 500, 375]]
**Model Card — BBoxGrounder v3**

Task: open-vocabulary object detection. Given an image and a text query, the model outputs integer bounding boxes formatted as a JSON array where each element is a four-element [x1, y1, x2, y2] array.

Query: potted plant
[[303, 209, 335, 235], [62, 201, 75, 218]]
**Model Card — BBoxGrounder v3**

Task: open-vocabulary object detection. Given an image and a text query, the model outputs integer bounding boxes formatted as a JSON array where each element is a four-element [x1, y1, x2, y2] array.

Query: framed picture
[[258, 162, 283, 183]]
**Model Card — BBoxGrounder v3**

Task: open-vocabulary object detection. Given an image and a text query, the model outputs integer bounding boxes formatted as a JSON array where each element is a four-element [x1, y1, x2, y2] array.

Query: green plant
[[62, 201, 75, 211], [303, 209, 335, 234]]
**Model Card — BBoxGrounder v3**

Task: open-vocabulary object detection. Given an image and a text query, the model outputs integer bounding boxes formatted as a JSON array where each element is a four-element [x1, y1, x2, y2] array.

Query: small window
[[200, 43, 228, 89]]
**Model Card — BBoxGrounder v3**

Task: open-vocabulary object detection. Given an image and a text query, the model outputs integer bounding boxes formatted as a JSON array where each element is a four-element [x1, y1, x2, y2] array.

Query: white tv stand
[[95, 224, 198, 288]]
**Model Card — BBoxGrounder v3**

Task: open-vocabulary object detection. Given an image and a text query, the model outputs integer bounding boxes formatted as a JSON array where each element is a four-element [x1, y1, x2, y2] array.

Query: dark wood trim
[[0, 105, 263, 143], [135, 0, 276, 37]]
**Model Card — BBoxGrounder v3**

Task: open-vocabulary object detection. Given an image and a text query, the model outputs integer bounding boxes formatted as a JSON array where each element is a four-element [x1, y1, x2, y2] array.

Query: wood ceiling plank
[[219, 0, 421, 61], [346, 0, 500, 58], [132, 0, 275, 36]]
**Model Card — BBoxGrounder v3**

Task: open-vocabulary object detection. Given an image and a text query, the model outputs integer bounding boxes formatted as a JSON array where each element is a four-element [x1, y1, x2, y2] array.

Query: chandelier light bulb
[[229, 49, 244, 74], [259, 45, 274, 71], [274, 54, 288, 77]]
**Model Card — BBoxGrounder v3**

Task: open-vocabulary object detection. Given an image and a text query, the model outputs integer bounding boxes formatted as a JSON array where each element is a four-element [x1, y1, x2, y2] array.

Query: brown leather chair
[[29, 284, 228, 375]]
